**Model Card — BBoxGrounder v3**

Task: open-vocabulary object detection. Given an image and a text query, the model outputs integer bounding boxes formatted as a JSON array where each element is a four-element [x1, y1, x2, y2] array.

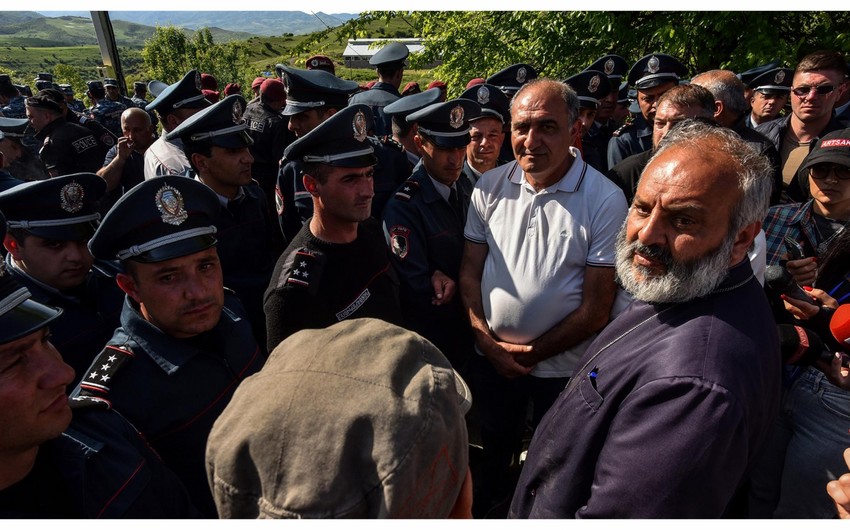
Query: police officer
[[458, 82, 510, 186], [0, 173, 125, 382], [86, 80, 126, 138], [746, 67, 793, 128], [131, 81, 149, 107], [0, 117, 48, 181], [167, 94, 281, 348], [25, 91, 105, 177], [0, 74, 26, 119], [382, 98, 481, 372], [36, 87, 115, 164], [275, 65, 410, 240], [264, 104, 404, 350], [0, 211, 201, 518], [242, 77, 295, 212], [70, 176, 266, 517], [59, 83, 86, 113], [103, 77, 137, 110], [486, 63, 537, 162], [305, 53, 336, 74], [565, 69, 613, 174], [738, 59, 781, 104], [348, 41, 409, 137], [0, 132, 25, 191], [144, 69, 212, 179], [608, 53, 687, 168], [384, 87, 442, 167], [582, 54, 629, 173], [34, 72, 53, 93]]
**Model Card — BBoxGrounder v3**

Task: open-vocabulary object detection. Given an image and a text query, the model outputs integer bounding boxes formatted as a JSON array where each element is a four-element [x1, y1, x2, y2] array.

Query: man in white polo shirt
[[459, 78, 628, 516]]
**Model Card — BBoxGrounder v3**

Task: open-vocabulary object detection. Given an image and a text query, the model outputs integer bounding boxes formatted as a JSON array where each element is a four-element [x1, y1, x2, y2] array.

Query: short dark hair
[[657, 84, 716, 117], [795, 50, 848, 78], [391, 115, 414, 139], [183, 140, 214, 174], [303, 162, 332, 184], [377, 66, 403, 79]]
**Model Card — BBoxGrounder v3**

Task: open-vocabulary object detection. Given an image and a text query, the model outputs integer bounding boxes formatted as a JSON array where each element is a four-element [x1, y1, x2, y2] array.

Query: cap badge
[[449, 105, 465, 129], [516, 67, 528, 84], [589, 75, 601, 94], [311, 59, 318, 67], [60, 181, 85, 213], [647, 56, 660, 74], [604, 58, 615, 75], [232, 100, 244, 123], [194, 72, 202, 91], [352, 110, 368, 142], [477, 86, 490, 105], [775, 70, 785, 84], [155, 185, 188, 226]]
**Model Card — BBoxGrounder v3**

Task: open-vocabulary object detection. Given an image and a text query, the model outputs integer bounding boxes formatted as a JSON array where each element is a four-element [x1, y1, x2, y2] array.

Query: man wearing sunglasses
[[757, 50, 847, 203]]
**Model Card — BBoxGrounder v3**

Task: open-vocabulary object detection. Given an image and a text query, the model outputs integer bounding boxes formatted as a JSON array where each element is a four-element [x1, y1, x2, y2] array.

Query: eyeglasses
[[810, 163, 850, 181], [791, 85, 836, 97]]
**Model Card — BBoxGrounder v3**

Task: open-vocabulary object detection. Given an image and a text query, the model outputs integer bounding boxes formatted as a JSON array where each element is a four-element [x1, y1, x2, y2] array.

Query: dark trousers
[[470, 354, 569, 512]]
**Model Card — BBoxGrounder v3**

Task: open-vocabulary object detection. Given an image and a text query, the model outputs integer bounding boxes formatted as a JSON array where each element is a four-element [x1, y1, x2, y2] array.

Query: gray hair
[[648, 119, 772, 233], [691, 70, 749, 117], [510, 78, 579, 127]]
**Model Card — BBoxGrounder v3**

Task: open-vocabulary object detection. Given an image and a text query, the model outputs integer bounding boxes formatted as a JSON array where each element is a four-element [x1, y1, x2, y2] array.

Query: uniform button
[[530, 489, 536, 497]]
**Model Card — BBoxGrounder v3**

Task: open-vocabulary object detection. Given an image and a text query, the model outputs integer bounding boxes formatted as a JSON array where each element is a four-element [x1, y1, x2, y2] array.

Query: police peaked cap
[[0, 173, 105, 241], [89, 176, 220, 263], [133, 81, 147, 91], [384, 87, 443, 119], [147, 80, 169, 98], [458, 83, 509, 124], [487, 64, 537, 94], [737, 60, 781, 86], [617, 82, 630, 104], [86, 80, 104, 92], [369, 41, 410, 68], [35, 80, 53, 91], [565, 70, 613, 110], [146, 70, 212, 114], [628, 54, 687, 90], [584, 54, 629, 82], [284, 104, 377, 168], [166, 94, 253, 149], [0, 210, 63, 346], [0, 117, 31, 138], [749, 67, 793, 95], [58, 83, 74, 95], [0, 74, 13, 90], [103, 78, 119, 87], [407, 98, 482, 149], [276, 65, 360, 116], [35, 72, 53, 82]]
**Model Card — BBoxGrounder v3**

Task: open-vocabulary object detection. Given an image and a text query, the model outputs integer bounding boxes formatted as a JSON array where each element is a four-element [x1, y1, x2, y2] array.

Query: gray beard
[[615, 223, 735, 304]]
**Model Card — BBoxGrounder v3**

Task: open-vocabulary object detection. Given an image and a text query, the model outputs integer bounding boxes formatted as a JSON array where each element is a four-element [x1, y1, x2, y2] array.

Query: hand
[[782, 288, 839, 320], [431, 269, 456, 306], [475, 331, 533, 378], [827, 448, 850, 519], [115, 136, 132, 161], [822, 352, 850, 391], [785, 256, 818, 287]]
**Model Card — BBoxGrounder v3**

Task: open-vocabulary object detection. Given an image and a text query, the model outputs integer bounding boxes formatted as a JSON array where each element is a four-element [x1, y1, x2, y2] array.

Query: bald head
[[690, 70, 749, 127], [121, 107, 154, 152]]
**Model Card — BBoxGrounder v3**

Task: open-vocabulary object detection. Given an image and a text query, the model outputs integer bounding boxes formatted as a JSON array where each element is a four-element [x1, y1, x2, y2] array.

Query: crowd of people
[[1, 42, 850, 519]]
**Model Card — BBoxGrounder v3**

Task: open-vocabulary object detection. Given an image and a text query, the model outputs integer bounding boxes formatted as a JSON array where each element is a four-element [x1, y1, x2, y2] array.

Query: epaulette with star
[[277, 247, 326, 295], [70, 345, 136, 410], [393, 179, 420, 202], [378, 135, 404, 151], [611, 123, 633, 138]]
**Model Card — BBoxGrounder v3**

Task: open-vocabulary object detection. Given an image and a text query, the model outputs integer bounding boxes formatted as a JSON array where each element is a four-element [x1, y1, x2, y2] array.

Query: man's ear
[[731, 220, 761, 266], [4, 234, 22, 260], [714, 100, 724, 120], [115, 272, 142, 304], [190, 152, 209, 174], [303, 173, 319, 196]]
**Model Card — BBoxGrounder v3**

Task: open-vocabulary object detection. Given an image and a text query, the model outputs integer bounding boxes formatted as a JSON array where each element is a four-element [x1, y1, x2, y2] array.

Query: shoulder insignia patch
[[71, 345, 136, 409], [389, 225, 410, 259], [611, 123, 632, 138], [394, 179, 420, 201], [279, 248, 326, 293]]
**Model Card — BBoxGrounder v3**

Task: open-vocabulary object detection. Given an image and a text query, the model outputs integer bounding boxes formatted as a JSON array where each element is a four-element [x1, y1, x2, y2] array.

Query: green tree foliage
[[141, 25, 253, 90], [53, 63, 88, 101], [300, 11, 850, 98]]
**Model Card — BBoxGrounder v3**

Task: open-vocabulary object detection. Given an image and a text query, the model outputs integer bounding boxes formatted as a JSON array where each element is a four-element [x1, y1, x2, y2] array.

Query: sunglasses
[[791, 84, 836, 97], [810, 163, 850, 181]]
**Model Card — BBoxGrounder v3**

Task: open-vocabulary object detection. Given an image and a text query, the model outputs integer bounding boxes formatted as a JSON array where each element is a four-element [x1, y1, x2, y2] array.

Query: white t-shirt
[[465, 147, 628, 377]]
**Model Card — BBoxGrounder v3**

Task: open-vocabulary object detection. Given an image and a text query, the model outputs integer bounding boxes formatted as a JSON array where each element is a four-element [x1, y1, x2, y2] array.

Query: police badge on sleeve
[[389, 225, 410, 260]]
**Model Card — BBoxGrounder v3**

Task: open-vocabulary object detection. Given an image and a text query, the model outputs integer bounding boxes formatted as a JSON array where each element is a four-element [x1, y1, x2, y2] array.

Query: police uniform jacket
[[381, 164, 473, 369], [263, 218, 403, 351], [756, 114, 845, 203], [89, 99, 126, 137], [68, 98, 86, 114], [67, 109, 118, 156], [606, 149, 652, 205], [6, 255, 125, 385], [0, 407, 201, 518], [0, 95, 26, 118], [35, 118, 105, 177], [243, 99, 293, 196], [276, 135, 411, 242], [144, 136, 194, 179], [213, 182, 281, 346], [509, 260, 781, 518], [348, 82, 401, 138], [70, 292, 266, 517], [584, 120, 614, 173], [607, 113, 652, 169], [729, 116, 781, 205]]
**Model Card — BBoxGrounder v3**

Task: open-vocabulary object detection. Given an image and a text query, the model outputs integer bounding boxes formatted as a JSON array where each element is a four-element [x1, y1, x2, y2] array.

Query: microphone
[[765, 265, 819, 305], [778, 325, 834, 366], [830, 304, 850, 349]]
